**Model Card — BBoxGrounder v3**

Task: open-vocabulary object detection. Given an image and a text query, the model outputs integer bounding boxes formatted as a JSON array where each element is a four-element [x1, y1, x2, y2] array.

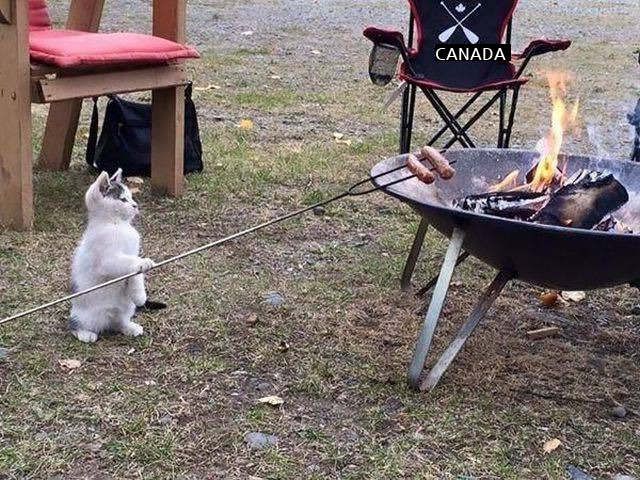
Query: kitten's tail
[[137, 300, 167, 311]]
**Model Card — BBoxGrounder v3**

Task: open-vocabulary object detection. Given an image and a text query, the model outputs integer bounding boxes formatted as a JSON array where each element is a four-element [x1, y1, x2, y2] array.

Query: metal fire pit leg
[[420, 270, 512, 392], [400, 219, 429, 291], [408, 228, 465, 389], [416, 251, 470, 297]]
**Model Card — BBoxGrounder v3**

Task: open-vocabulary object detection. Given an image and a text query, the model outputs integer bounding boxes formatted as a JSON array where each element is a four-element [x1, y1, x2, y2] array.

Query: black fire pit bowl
[[372, 148, 640, 291]]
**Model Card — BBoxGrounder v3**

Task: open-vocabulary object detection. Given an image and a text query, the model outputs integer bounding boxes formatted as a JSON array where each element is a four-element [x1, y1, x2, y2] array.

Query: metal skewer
[[0, 152, 457, 326]]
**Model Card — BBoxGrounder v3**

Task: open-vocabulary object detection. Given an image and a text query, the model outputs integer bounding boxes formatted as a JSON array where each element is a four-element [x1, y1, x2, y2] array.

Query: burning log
[[451, 75, 632, 232], [456, 169, 630, 232], [532, 170, 629, 229], [454, 191, 549, 219]]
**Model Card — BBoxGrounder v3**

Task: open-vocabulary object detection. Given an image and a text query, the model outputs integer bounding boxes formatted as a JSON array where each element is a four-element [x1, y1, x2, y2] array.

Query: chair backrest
[[29, 0, 52, 31], [408, 0, 518, 90]]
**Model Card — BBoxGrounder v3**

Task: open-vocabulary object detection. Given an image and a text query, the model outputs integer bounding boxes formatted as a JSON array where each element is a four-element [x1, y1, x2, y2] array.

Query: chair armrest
[[513, 39, 571, 60], [364, 26, 410, 59], [153, 0, 186, 43], [66, 0, 105, 32]]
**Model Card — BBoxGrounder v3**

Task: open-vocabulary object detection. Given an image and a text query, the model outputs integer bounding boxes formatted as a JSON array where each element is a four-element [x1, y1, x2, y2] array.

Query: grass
[[1, 0, 640, 478]]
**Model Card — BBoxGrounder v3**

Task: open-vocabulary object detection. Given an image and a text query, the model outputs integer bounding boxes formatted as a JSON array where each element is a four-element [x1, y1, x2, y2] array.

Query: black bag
[[86, 83, 203, 176]]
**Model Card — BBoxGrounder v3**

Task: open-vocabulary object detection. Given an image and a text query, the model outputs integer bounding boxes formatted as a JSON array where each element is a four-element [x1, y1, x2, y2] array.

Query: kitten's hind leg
[[69, 314, 98, 343], [115, 305, 144, 337], [120, 321, 144, 337]]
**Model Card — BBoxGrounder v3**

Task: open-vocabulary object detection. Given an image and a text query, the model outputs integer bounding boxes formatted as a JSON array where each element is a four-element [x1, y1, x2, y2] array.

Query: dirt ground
[[1, 0, 640, 478]]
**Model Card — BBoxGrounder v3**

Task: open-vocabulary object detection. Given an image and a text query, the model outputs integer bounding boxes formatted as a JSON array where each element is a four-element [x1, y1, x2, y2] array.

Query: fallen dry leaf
[[332, 132, 352, 146], [59, 359, 81, 371], [194, 84, 222, 91], [258, 395, 284, 406], [245, 313, 259, 327], [561, 291, 586, 302], [543, 438, 562, 454], [540, 291, 559, 307], [236, 119, 254, 131]]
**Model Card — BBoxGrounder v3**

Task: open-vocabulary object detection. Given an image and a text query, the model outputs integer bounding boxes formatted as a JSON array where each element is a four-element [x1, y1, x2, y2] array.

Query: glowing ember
[[529, 72, 579, 192]]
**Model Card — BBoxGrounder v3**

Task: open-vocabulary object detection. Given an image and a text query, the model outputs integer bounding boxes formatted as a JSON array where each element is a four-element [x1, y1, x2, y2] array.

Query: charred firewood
[[594, 214, 633, 234], [454, 191, 549, 219], [532, 170, 629, 229]]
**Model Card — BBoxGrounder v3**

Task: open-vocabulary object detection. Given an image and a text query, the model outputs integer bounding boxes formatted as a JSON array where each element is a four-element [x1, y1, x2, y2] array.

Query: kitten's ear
[[110, 168, 123, 184], [86, 171, 110, 207], [97, 171, 111, 195]]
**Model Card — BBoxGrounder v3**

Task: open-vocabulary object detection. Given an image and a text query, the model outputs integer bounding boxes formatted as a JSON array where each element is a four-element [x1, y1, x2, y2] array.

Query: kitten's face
[[86, 170, 139, 221]]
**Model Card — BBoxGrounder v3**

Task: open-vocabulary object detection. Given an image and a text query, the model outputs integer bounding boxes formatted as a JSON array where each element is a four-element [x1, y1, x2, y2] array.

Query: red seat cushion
[[30, 29, 200, 68], [29, 0, 52, 31]]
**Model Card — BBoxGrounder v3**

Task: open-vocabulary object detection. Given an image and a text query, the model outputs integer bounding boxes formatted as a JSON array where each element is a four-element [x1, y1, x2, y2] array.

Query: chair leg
[[398, 84, 425, 291], [0, 1, 33, 229], [405, 84, 417, 152], [442, 90, 504, 150], [399, 83, 417, 154], [408, 228, 465, 389], [503, 87, 520, 149], [151, 86, 185, 196], [39, 99, 83, 171], [0, 98, 33, 230], [401, 219, 429, 291], [422, 89, 474, 148], [430, 91, 477, 148], [497, 90, 507, 148], [426, 92, 483, 147]]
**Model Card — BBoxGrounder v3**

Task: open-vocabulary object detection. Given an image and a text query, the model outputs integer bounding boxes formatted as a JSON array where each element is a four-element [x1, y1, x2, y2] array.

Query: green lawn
[[1, 0, 639, 478]]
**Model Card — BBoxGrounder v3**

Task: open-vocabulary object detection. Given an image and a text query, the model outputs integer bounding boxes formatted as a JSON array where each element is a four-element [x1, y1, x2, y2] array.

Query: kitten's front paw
[[121, 321, 144, 337], [138, 258, 155, 273], [74, 330, 98, 343], [131, 290, 147, 307]]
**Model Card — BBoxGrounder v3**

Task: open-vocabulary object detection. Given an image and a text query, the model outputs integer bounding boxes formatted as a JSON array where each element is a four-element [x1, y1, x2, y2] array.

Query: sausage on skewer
[[406, 154, 436, 184], [421, 146, 455, 180]]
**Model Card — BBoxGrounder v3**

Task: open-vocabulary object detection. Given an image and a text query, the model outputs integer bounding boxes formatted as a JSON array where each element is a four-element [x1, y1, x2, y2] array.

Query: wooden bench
[[0, 0, 197, 229]]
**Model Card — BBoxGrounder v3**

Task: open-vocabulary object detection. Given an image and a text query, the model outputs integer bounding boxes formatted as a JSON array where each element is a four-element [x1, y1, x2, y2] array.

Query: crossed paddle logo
[[438, 2, 482, 44]]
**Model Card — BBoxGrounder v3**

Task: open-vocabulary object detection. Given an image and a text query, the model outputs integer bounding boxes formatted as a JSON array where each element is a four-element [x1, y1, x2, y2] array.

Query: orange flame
[[490, 169, 520, 192], [528, 72, 579, 192]]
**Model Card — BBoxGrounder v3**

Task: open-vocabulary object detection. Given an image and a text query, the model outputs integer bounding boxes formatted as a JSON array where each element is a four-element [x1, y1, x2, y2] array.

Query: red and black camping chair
[[363, 0, 570, 291]]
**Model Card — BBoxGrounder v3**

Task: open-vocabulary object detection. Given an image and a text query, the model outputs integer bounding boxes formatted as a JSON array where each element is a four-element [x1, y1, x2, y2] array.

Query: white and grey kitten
[[70, 169, 155, 343]]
